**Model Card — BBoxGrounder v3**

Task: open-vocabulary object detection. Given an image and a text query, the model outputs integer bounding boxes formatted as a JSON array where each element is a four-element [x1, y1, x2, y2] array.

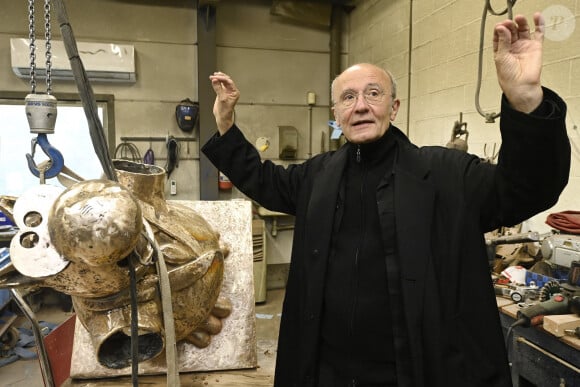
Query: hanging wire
[[475, 0, 517, 123]]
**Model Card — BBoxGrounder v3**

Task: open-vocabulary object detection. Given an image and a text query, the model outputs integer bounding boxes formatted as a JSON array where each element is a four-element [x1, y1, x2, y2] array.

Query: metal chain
[[44, 0, 53, 94], [28, 0, 36, 94]]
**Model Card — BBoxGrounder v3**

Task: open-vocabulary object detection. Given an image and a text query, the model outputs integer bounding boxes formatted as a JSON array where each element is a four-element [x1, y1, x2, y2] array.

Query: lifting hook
[[26, 134, 65, 179]]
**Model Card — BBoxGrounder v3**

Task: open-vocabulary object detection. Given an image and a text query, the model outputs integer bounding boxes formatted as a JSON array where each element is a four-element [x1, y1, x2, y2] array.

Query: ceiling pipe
[[329, 4, 343, 151], [330, 4, 342, 107]]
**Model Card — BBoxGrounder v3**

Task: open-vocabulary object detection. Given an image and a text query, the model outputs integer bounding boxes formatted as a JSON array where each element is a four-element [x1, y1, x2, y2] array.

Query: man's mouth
[[352, 119, 374, 127]]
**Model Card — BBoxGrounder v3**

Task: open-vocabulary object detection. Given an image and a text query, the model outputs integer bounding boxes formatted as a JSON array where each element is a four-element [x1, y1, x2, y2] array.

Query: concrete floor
[[1, 288, 284, 387]]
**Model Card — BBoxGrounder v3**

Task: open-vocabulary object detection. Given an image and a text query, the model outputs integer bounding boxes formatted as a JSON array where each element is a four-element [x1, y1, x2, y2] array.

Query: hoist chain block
[[25, 93, 57, 134]]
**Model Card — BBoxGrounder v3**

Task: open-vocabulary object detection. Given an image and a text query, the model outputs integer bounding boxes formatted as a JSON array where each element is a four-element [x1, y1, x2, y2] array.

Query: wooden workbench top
[[497, 296, 580, 351]]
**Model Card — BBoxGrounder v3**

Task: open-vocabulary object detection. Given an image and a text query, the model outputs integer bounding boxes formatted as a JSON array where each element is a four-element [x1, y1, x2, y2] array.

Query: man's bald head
[[331, 63, 397, 105]]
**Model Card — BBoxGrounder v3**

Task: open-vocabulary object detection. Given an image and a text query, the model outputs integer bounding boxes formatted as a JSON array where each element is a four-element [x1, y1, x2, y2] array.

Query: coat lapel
[[301, 145, 349, 321], [394, 146, 435, 322], [305, 145, 348, 255]]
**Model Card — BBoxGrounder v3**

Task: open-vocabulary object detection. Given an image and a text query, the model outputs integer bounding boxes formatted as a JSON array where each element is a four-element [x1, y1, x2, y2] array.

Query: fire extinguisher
[[218, 171, 233, 190]]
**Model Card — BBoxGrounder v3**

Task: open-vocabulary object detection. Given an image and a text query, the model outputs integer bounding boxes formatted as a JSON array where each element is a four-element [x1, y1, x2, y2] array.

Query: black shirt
[[320, 128, 398, 384]]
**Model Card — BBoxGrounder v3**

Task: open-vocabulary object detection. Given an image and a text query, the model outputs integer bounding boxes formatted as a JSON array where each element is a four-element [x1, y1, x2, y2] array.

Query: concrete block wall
[[348, 0, 580, 233]]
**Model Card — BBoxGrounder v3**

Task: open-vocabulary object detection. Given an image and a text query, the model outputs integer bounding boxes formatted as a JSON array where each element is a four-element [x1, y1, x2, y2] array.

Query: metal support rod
[[270, 217, 295, 237], [120, 136, 197, 142], [308, 106, 313, 158], [10, 289, 55, 387], [197, 4, 218, 200]]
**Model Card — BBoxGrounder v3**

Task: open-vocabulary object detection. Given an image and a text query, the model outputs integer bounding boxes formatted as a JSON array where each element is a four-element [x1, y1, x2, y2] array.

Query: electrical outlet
[[170, 180, 177, 195]]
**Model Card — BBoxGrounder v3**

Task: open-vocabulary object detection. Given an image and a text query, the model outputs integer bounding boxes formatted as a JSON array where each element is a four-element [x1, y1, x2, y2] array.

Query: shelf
[[119, 136, 197, 142]]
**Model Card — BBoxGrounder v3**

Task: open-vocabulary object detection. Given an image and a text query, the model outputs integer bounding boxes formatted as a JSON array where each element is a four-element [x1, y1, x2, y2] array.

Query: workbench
[[497, 297, 580, 386]]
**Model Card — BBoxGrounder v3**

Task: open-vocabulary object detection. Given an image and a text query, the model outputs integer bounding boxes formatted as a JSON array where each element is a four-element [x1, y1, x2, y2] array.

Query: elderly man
[[202, 13, 570, 387]]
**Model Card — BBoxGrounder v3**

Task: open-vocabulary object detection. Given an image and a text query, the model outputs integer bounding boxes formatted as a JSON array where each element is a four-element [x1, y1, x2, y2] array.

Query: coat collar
[[307, 126, 434, 257]]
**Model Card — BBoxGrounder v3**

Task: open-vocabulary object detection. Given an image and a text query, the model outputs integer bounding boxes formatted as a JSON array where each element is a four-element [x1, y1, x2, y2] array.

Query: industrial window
[[0, 92, 115, 196]]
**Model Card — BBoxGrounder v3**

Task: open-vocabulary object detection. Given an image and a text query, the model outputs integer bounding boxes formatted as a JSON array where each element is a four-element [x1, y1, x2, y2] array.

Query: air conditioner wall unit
[[10, 38, 136, 83]]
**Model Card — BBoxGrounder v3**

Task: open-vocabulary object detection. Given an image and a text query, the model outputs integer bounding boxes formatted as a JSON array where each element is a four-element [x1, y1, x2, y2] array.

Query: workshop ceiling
[[113, 0, 360, 6], [209, 0, 359, 28], [198, 0, 360, 5], [111, 0, 358, 28], [269, 0, 355, 28]]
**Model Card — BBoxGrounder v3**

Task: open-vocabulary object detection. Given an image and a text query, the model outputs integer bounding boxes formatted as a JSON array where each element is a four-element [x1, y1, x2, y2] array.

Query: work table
[[497, 297, 579, 386]]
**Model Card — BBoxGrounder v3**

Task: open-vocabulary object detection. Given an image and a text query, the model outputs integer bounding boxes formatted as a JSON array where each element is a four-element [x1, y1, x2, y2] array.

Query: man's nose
[[353, 93, 370, 111]]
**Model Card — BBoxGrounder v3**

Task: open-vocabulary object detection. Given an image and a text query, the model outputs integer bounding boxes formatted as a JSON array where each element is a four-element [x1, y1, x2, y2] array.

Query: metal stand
[[10, 289, 55, 387]]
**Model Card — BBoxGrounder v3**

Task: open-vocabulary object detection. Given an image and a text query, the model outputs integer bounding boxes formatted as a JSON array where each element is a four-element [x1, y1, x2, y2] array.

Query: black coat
[[202, 88, 570, 387]]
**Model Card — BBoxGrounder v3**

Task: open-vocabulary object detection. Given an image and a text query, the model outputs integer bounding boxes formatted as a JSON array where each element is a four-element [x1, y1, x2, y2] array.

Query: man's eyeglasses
[[337, 89, 386, 108]]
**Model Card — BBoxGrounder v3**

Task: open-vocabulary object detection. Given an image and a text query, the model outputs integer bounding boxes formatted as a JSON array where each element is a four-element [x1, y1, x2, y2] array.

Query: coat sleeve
[[201, 124, 309, 216], [473, 87, 571, 230]]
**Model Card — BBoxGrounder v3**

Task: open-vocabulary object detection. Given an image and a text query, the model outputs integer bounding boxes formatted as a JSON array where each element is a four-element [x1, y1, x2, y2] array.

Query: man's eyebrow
[[340, 88, 356, 96], [340, 83, 383, 94], [365, 83, 383, 90], [339, 83, 385, 99]]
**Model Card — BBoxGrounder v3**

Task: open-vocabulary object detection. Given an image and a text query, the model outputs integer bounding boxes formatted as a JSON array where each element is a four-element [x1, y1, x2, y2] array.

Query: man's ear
[[332, 106, 339, 124], [390, 99, 401, 121]]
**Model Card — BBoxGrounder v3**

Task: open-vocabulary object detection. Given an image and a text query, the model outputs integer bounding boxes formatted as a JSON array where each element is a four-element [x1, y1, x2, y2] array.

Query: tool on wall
[[445, 112, 469, 152], [175, 98, 199, 133], [165, 136, 180, 177], [114, 140, 142, 162], [119, 135, 197, 167], [483, 142, 499, 164], [143, 145, 155, 165]]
